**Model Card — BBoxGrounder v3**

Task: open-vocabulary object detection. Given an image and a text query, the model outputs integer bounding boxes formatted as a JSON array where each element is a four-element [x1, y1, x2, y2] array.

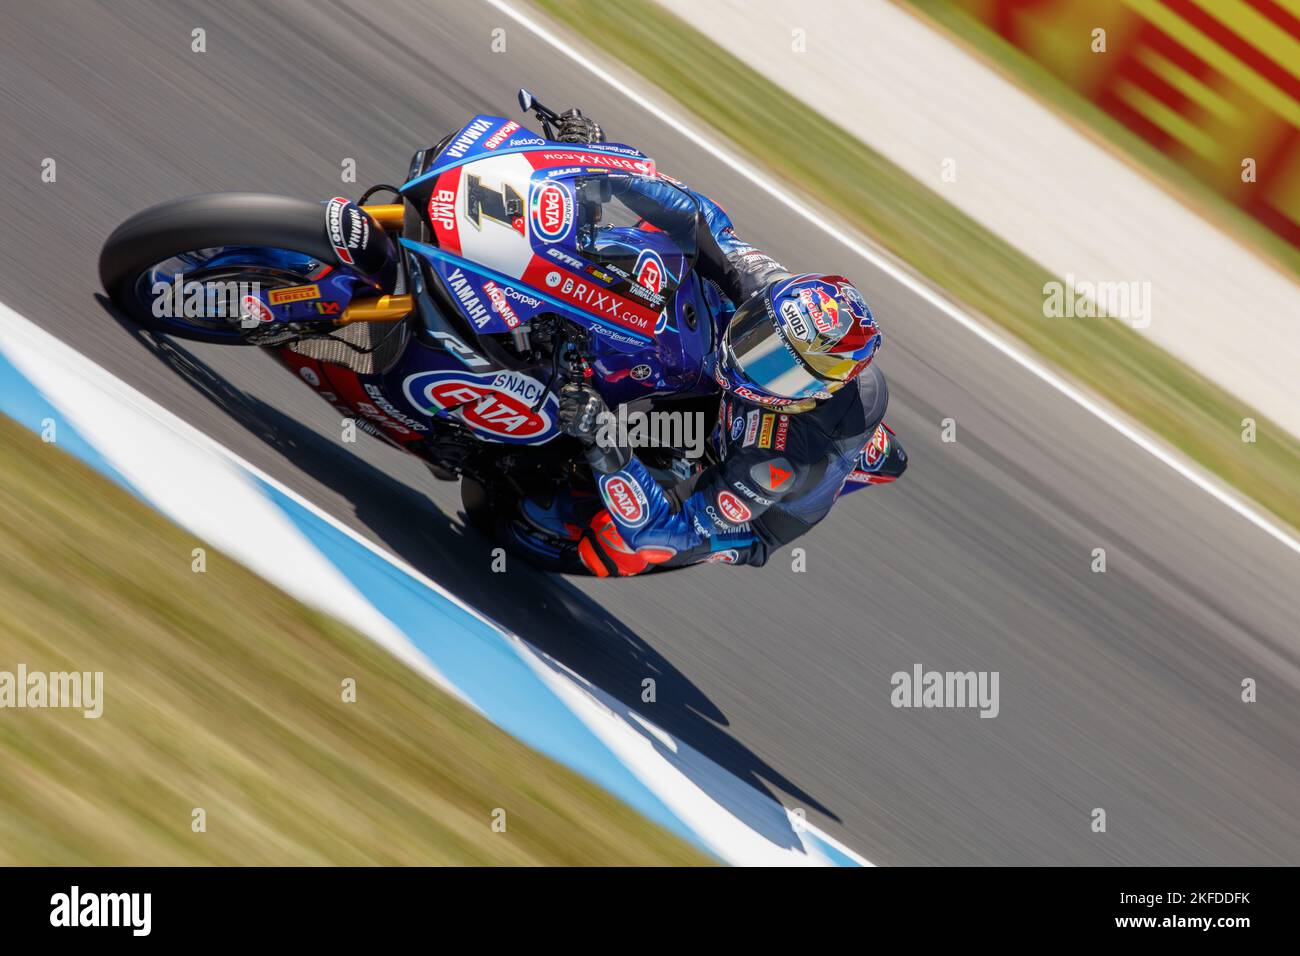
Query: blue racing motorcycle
[[100, 90, 866, 554]]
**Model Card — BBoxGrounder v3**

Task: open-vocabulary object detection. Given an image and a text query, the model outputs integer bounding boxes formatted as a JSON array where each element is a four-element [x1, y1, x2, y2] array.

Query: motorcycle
[[100, 90, 884, 568]]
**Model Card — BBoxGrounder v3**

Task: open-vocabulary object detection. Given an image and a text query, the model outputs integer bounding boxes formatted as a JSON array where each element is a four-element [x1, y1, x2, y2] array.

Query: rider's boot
[[517, 488, 599, 542]]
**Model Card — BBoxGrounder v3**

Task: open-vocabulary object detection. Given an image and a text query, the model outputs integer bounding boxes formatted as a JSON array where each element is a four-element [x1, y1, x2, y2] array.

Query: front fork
[[332, 201, 412, 327]]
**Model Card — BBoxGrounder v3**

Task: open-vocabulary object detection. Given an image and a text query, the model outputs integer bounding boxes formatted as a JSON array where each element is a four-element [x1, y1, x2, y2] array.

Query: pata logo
[[601, 475, 648, 527]]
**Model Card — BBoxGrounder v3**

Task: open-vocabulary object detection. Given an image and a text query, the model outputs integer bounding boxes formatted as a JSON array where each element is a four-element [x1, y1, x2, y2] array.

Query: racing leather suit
[[574, 178, 903, 572]]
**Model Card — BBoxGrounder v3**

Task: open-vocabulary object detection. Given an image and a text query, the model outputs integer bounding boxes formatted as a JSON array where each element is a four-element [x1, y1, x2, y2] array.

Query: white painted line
[[483, 0, 1300, 560], [517, 642, 873, 866]]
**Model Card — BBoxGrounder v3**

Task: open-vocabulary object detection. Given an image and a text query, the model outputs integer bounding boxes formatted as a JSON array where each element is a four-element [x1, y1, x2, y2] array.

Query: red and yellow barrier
[[959, 0, 1300, 247]]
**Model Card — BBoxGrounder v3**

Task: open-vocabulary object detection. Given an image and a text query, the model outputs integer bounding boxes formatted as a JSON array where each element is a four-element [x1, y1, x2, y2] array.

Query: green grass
[[533, 0, 1300, 534], [0, 415, 709, 865]]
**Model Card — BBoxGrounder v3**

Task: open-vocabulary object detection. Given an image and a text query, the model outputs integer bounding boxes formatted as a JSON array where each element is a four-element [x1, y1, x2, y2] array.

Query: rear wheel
[[99, 193, 339, 344]]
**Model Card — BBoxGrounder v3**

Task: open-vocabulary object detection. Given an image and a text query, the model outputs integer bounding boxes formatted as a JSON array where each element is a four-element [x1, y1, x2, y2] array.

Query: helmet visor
[[724, 296, 829, 400]]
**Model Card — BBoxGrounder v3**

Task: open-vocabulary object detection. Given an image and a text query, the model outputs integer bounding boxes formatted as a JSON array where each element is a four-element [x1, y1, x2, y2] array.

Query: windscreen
[[570, 174, 700, 300]]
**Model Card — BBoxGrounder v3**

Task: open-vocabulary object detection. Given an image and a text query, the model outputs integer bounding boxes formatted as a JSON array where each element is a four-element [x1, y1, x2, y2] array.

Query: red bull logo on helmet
[[797, 279, 878, 357], [799, 287, 840, 335]]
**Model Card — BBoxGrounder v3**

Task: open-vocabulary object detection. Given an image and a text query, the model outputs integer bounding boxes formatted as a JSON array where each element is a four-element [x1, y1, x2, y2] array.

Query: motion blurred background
[[1, 0, 1297, 865]]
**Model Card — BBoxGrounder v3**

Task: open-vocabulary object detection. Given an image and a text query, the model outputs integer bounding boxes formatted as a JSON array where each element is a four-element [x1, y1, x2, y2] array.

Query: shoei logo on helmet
[[780, 299, 810, 341], [716, 489, 753, 523], [600, 474, 650, 528], [530, 182, 572, 242]]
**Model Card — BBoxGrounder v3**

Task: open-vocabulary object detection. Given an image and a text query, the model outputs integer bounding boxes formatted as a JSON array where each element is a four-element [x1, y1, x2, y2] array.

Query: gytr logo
[[890, 664, 1000, 718]]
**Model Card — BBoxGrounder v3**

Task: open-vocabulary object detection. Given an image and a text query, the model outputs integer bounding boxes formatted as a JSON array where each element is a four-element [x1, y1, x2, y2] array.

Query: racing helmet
[[713, 274, 881, 412]]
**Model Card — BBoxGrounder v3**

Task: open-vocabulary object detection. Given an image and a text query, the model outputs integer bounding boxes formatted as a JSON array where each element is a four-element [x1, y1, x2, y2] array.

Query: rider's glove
[[555, 108, 606, 144], [558, 383, 631, 473], [577, 510, 660, 577], [558, 382, 606, 443]]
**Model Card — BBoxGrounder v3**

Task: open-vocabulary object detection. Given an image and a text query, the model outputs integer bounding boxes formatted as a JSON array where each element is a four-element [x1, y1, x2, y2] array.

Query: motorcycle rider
[[514, 109, 907, 575]]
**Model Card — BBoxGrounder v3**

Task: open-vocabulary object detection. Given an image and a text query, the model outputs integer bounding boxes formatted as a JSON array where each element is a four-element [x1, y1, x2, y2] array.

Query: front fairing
[[400, 119, 697, 336], [396, 113, 719, 415], [393, 241, 716, 419]]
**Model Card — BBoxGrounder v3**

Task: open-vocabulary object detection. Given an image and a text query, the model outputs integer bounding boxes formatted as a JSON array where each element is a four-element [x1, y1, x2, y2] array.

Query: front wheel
[[459, 475, 504, 537], [99, 193, 342, 344]]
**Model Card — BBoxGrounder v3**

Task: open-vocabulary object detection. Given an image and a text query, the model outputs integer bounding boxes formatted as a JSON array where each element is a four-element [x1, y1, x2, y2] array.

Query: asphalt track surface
[[3, 0, 1298, 865]]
